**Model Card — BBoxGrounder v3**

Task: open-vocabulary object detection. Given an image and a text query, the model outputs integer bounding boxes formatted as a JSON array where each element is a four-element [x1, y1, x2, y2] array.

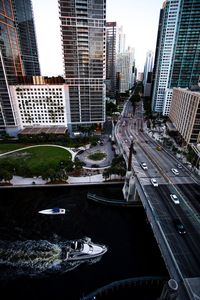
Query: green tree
[[3, 170, 13, 183]]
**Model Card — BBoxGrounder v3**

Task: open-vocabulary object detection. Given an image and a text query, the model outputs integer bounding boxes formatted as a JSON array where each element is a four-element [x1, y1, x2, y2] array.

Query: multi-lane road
[[115, 98, 200, 285]]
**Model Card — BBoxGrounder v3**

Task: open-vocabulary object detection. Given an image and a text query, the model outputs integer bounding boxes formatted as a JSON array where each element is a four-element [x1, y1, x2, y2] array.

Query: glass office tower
[[169, 0, 200, 88], [106, 22, 116, 98], [59, 0, 106, 130], [13, 0, 40, 76], [152, 0, 200, 115], [0, 0, 24, 131]]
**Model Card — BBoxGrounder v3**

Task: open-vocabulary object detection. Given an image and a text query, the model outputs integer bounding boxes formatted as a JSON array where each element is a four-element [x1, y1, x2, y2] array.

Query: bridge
[[113, 97, 200, 300]]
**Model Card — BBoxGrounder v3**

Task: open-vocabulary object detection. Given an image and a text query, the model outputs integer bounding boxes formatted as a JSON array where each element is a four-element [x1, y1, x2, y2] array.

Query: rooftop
[[19, 127, 67, 135]]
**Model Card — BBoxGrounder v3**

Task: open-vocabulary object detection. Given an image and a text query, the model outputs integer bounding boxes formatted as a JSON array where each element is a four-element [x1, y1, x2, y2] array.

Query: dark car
[[173, 219, 186, 235], [91, 164, 99, 168], [177, 163, 182, 169], [78, 150, 84, 154]]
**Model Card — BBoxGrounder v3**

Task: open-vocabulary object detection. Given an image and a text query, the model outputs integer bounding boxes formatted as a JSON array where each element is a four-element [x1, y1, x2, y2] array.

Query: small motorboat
[[38, 208, 66, 215], [62, 237, 107, 261]]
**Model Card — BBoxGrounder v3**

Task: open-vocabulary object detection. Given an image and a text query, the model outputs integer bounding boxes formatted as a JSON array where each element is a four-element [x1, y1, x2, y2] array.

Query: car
[[91, 164, 99, 168], [141, 162, 148, 170], [170, 194, 180, 204], [132, 149, 137, 154], [173, 219, 186, 235], [78, 149, 84, 154], [177, 163, 182, 169], [150, 178, 158, 187], [171, 168, 179, 175]]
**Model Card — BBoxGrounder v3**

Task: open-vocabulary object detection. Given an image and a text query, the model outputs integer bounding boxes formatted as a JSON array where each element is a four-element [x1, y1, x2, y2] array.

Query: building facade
[[169, 88, 200, 145], [143, 50, 154, 97], [117, 26, 125, 54], [13, 0, 41, 76], [106, 21, 116, 98], [152, 0, 200, 115], [0, 0, 24, 135], [116, 47, 135, 93], [9, 78, 70, 131], [152, 0, 180, 114], [0, 0, 40, 136], [59, 0, 106, 131]]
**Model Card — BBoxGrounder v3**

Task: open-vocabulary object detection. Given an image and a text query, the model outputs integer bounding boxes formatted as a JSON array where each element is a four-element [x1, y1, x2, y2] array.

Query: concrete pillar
[[160, 279, 178, 300]]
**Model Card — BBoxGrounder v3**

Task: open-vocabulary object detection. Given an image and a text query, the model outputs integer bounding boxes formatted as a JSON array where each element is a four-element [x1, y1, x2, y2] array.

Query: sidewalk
[[9, 173, 123, 186], [144, 122, 200, 179]]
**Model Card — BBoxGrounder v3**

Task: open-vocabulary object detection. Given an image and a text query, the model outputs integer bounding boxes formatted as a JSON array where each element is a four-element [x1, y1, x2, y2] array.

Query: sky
[[32, 0, 163, 76]]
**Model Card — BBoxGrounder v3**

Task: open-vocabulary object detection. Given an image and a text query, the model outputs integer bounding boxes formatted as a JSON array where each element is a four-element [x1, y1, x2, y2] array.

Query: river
[[0, 183, 168, 299]]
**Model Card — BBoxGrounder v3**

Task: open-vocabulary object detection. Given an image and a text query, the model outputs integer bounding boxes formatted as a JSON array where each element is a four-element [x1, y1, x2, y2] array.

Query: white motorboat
[[38, 208, 66, 215], [62, 238, 107, 261]]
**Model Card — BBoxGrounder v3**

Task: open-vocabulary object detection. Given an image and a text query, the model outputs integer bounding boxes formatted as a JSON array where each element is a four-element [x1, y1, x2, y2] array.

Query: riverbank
[[0, 174, 124, 187]]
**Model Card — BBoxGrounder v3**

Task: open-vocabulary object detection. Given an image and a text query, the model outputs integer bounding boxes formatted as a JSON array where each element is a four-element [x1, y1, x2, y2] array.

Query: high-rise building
[[59, 0, 106, 132], [152, 0, 200, 115], [0, 0, 24, 134], [143, 50, 154, 97], [117, 26, 125, 54], [106, 21, 116, 98], [116, 47, 135, 93], [0, 0, 40, 136], [143, 51, 154, 86], [151, 7, 164, 100], [13, 0, 40, 76]]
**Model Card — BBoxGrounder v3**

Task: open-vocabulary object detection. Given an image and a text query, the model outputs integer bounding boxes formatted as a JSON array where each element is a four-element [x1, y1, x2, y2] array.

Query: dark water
[[0, 184, 168, 299]]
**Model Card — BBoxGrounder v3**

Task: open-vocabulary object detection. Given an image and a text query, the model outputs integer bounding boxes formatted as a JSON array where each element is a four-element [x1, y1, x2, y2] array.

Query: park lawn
[[0, 143, 29, 153], [4, 146, 72, 174]]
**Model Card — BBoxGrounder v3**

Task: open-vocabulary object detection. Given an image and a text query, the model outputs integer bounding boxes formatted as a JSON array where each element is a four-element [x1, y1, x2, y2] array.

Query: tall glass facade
[[152, 0, 200, 115], [169, 0, 200, 88], [0, 0, 24, 128], [106, 22, 116, 98], [13, 0, 40, 76], [59, 0, 106, 127]]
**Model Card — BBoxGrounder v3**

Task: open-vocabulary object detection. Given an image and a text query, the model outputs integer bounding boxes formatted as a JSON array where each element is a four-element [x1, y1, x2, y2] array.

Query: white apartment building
[[117, 26, 126, 54], [152, 0, 181, 114], [116, 47, 135, 93], [9, 84, 70, 132]]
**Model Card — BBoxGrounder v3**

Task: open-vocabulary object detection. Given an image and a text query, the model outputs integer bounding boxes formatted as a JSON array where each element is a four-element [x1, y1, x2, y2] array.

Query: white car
[[141, 162, 148, 170], [171, 168, 179, 175], [150, 178, 158, 187], [170, 194, 180, 204]]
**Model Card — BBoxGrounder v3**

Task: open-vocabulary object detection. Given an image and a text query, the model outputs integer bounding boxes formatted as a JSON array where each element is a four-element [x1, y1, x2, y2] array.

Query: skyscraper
[[13, 0, 40, 76], [116, 47, 135, 93], [0, 0, 40, 136], [143, 50, 154, 97], [0, 0, 24, 134], [152, 0, 200, 115], [117, 26, 125, 54], [59, 0, 106, 132], [143, 51, 154, 87], [106, 21, 116, 98]]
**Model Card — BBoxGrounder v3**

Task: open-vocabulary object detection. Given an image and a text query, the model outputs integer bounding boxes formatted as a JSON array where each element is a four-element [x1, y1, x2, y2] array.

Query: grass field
[[0, 145, 72, 176], [0, 143, 29, 153]]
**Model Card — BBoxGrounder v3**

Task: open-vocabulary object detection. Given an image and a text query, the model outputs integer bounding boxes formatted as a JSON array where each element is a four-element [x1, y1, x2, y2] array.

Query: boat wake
[[0, 238, 106, 279]]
